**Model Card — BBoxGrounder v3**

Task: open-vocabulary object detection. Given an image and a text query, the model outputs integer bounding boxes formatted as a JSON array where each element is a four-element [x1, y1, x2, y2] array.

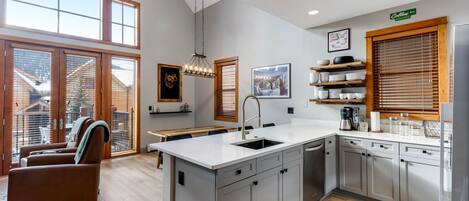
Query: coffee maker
[[340, 107, 360, 131], [340, 107, 353, 131]]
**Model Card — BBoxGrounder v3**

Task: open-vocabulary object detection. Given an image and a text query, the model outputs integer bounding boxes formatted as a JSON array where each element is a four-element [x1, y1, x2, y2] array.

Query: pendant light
[[183, 0, 215, 78]]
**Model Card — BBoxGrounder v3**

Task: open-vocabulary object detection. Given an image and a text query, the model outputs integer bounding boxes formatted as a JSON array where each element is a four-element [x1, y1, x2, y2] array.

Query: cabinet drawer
[[400, 143, 440, 160], [257, 152, 282, 173], [325, 136, 337, 150], [340, 137, 366, 150], [216, 159, 256, 188], [366, 140, 399, 154], [283, 146, 303, 164]]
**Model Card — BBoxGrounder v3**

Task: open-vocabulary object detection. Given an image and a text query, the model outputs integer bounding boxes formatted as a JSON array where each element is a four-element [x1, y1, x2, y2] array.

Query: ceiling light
[[308, 10, 319, 16]]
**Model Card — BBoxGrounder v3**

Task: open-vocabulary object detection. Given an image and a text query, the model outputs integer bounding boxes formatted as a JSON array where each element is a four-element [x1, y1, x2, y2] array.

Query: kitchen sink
[[233, 139, 283, 150]]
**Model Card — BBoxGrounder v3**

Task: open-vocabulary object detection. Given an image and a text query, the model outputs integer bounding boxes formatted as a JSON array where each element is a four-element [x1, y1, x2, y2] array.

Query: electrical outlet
[[288, 107, 294, 114]]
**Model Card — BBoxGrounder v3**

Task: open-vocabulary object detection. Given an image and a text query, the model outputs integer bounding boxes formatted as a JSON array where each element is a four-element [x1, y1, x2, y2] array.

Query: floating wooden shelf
[[149, 111, 192, 115], [310, 80, 365, 87], [311, 61, 365, 72], [310, 99, 365, 105]]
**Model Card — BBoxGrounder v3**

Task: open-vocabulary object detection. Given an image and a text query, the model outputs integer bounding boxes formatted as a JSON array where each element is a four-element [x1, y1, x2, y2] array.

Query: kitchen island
[[150, 119, 447, 201]]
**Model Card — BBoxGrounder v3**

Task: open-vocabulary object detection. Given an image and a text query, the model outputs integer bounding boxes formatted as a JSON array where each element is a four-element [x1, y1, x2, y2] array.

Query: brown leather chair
[[19, 117, 94, 166], [8, 121, 110, 201]]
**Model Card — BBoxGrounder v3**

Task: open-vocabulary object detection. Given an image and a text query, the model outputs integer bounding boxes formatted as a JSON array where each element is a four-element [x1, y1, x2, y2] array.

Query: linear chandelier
[[183, 0, 215, 78]]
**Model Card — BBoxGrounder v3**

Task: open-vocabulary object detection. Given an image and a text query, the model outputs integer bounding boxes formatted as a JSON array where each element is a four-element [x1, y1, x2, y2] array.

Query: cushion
[[74, 120, 110, 164]]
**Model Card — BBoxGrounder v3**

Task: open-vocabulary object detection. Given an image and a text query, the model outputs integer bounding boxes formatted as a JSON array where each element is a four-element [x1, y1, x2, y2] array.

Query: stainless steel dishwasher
[[303, 139, 325, 201]]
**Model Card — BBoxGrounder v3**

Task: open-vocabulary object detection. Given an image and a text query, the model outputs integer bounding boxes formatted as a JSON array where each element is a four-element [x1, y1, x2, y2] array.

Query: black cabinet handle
[[329, 141, 332, 144], [362, 153, 365, 156], [367, 154, 371, 157], [284, 168, 288, 173], [401, 159, 405, 162], [253, 181, 258, 186], [280, 170, 284, 174], [235, 170, 242, 175], [422, 150, 428, 154], [380, 145, 384, 148], [350, 141, 355, 144], [326, 152, 330, 155]]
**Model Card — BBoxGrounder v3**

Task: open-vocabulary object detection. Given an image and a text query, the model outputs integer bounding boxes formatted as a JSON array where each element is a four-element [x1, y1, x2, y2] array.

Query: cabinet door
[[367, 151, 399, 201], [252, 167, 282, 201], [325, 149, 337, 194], [400, 156, 440, 201], [283, 159, 303, 201], [339, 148, 367, 196], [217, 177, 253, 201]]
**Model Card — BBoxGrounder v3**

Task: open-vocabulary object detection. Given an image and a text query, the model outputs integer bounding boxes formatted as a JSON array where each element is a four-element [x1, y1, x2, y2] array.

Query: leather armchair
[[19, 117, 94, 166], [8, 121, 110, 201]]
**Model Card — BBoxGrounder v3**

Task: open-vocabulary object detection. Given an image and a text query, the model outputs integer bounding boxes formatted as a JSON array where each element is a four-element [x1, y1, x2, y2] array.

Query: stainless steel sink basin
[[233, 139, 283, 150]]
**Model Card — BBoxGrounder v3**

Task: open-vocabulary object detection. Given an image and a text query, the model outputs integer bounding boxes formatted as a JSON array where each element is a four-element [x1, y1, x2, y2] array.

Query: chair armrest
[[8, 164, 100, 201], [20, 143, 68, 159], [30, 147, 78, 155], [26, 153, 76, 167]]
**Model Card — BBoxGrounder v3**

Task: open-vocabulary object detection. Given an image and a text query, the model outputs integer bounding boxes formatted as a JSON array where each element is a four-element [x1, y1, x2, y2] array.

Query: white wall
[[194, 0, 469, 127], [0, 0, 196, 151]]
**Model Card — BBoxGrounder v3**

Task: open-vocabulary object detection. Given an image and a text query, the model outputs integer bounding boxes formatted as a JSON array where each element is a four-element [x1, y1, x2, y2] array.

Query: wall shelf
[[149, 111, 193, 115], [310, 80, 365, 88], [310, 61, 365, 72], [310, 99, 365, 105]]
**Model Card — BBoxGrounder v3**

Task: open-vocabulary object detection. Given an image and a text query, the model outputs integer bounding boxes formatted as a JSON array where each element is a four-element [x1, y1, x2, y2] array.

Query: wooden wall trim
[[366, 17, 447, 38], [0, 34, 141, 58], [0, 40, 4, 175]]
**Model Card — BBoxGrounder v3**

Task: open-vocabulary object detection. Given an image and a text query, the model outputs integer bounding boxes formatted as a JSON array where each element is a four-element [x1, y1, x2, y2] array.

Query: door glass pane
[[111, 57, 136, 153], [59, 13, 101, 40], [65, 55, 97, 141], [6, 0, 58, 32], [112, 2, 123, 23], [18, 0, 58, 9], [59, 0, 101, 19], [11, 48, 52, 163]]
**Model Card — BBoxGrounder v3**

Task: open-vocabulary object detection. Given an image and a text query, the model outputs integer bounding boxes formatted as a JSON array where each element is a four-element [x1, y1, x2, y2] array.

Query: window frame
[[2, 0, 140, 49], [365, 17, 449, 120], [214, 56, 239, 122]]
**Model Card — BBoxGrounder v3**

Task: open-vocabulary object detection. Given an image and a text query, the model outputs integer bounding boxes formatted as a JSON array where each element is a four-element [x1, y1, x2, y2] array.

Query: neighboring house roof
[[16, 101, 50, 115], [14, 68, 51, 95]]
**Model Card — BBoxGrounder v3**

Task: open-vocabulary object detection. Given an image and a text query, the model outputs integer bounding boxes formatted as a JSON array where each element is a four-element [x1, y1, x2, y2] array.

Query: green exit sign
[[390, 8, 417, 21]]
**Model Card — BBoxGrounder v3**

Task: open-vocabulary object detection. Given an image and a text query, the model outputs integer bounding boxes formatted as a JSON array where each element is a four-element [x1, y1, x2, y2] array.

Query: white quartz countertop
[[149, 120, 447, 170]]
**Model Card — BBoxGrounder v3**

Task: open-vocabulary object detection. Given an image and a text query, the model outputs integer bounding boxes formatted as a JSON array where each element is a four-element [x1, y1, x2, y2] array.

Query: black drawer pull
[[235, 170, 242, 175], [362, 153, 366, 156], [253, 181, 258, 186], [326, 152, 330, 155], [350, 141, 355, 144], [284, 168, 288, 173], [329, 141, 332, 144], [401, 159, 405, 162], [380, 145, 385, 148], [422, 150, 428, 154], [368, 154, 371, 157], [280, 170, 284, 174]]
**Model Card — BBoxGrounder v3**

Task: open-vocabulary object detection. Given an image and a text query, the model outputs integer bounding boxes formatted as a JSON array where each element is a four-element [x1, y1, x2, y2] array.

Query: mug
[[320, 72, 329, 83]]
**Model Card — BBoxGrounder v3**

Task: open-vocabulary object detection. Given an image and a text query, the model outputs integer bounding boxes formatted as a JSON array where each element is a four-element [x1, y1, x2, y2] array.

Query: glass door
[[59, 50, 102, 142], [3, 42, 60, 169], [0, 40, 5, 174]]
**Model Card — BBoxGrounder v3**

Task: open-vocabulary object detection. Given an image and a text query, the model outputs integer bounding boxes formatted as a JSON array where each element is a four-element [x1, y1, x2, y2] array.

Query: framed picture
[[158, 64, 182, 102], [251, 63, 291, 99], [328, 28, 351, 52]]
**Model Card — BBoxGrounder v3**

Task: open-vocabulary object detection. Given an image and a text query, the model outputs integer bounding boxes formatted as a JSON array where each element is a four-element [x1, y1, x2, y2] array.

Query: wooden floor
[[0, 153, 360, 201]]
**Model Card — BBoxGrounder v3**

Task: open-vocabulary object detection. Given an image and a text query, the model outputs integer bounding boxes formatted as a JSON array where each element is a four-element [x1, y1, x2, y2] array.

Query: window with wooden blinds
[[366, 17, 449, 120], [214, 57, 238, 122]]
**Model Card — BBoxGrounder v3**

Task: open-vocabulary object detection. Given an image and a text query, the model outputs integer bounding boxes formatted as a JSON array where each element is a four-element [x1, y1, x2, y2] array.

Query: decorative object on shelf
[[309, 71, 319, 84], [252, 63, 291, 99], [312, 86, 323, 100], [180, 103, 190, 112], [319, 72, 329, 83], [183, 0, 215, 78], [318, 90, 329, 100], [316, 59, 330, 66], [358, 122, 369, 132], [328, 74, 346, 82], [158, 64, 182, 102], [339, 93, 347, 100], [370, 111, 382, 132], [346, 71, 366, 81], [354, 93, 365, 100], [329, 89, 341, 99], [328, 28, 350, 52], [310, 80, 365, 87], [333, 56, 354, 64]]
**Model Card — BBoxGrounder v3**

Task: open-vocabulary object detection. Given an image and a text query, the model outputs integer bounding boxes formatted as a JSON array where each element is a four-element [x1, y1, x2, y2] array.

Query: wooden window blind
[[214, 57, 238, 122], [366, 17, 448, 120]]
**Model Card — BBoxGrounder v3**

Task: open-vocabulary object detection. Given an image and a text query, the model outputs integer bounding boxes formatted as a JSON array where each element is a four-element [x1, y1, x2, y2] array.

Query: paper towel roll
[[370, 112, 381, 132]]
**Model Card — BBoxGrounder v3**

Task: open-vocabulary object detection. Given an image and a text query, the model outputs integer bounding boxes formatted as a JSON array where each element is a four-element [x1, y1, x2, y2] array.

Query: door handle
[[59, 118, 64, 130], [304, 144, 324, 152], [52, 119, 57, 130]]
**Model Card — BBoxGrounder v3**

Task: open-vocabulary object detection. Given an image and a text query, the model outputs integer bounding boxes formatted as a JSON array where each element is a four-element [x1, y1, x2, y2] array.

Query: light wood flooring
[[0, 153, 361, 201]]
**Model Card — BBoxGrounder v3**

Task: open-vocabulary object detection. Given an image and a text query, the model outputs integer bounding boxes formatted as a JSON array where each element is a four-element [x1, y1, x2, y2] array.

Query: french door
[[1, 42, 103, 173]]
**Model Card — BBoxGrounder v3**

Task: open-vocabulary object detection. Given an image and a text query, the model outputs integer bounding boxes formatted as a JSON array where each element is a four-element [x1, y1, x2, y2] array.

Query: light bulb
[[208, 68, 213, 73]]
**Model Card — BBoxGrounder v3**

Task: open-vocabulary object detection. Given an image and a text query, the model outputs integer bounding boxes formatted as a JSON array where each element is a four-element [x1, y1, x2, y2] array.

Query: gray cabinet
[[217, 175, 253, 201], [339, 147, 367, 196], [367, 151, 399, 201], [252, 167, 282, 201], [325, 149, 337, 194], [400, 156, 440, 201], [282, 159, 302, 201]]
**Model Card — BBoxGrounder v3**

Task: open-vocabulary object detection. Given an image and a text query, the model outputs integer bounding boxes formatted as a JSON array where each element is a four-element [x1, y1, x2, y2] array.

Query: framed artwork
[[328, 28, 351, 52], [251, 63, 291, 99], [158, 64, 182, 102]]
